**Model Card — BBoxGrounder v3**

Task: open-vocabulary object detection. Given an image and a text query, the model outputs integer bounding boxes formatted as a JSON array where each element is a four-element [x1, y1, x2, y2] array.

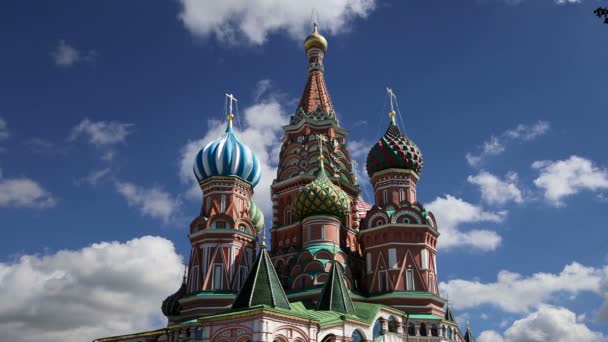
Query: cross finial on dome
[[225, 93, 237, 128], [316, 134, 327, 168], [387, 87, 397, 125]]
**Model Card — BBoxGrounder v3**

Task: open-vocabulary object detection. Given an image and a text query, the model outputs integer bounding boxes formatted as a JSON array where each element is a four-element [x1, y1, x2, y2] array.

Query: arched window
[[419, 322, 427, 336], [408, 322, 415, 336], [321, 334, 336, 342], [431, 323, 439, 336], [372, 319, 382, 340], [388, 316, 398, 333], [351, 330, 364, 342], [447, 328, 452, 339]]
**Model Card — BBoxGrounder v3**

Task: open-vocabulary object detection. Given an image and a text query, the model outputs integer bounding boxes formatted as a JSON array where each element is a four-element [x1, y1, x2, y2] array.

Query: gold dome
[[304, 23, 328, 52]]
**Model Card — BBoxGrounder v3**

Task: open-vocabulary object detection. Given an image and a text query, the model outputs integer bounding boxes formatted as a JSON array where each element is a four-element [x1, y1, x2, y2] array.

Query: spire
[[464, 321, 476, 342], [232, 246, 290, 310], [315, 257, 356, 315], [444, 303, 456, 323], [294, 21, 335, 123]]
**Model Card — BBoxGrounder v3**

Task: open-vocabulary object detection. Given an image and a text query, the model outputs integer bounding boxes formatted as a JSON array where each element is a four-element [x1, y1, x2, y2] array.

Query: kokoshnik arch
[[95, 22, 477, 342]]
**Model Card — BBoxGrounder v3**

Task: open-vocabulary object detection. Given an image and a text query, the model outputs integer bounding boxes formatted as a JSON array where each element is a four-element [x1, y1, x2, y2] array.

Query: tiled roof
[[315, 261, 356, 315]]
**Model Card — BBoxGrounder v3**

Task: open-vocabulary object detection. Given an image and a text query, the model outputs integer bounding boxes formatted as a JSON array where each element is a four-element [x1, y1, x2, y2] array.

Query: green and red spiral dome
[[366, 124, 423, 178]]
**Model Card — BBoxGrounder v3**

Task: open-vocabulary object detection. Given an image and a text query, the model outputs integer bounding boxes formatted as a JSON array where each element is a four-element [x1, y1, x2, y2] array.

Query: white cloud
[[0, 117, 9, 141], [69, 119, 133, 161], [466, 121, 549, 166], [0, 177, 56, 209], [115, 181, 181, 224], [76, 168, 111, 186], [425, 195, 505, 251], [346, 139, 371, 160], [532, 155, 608, 206], [555, 0, 582, 4], [179, 84, 289, 219], [440, 262, 602, 313], [51, 40, 96, 67], [467, 171, 523, 206], [478, 305, 606, 342], [178, 0, 376, 45], [0, 236, 183, 342]]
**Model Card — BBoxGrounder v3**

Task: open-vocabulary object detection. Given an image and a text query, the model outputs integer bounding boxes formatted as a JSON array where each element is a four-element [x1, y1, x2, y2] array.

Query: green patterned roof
[[248, 200, 264, 231], [445, 305, 456, 322], [316, 261, 356, 315], [232, 246, 290, 310], [294, 161, 350, 220]]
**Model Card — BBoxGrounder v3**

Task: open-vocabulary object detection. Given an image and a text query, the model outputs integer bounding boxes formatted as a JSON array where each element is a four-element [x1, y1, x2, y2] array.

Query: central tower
[[269, 23, 365, 302]]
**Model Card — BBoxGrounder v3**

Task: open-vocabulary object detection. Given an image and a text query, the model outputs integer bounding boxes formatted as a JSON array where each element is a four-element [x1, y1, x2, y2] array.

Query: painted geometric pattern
[[366, 124, 423, 177], [193, 124, 261, 187], [294, 168, 350, 219]]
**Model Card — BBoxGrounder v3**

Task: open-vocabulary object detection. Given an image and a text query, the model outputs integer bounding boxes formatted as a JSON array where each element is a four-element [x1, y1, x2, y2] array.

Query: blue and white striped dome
[[193, 121, 262, 187]]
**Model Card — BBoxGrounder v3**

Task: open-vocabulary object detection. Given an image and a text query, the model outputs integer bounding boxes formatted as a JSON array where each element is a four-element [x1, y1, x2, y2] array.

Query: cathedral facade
[[95, 23, 476, 342]]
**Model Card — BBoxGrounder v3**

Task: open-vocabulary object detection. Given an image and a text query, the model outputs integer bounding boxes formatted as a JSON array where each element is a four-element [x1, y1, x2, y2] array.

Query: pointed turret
[[464, 321, 476, 342], [232, 234, 290, 310], [445, 304, 456, 323], [315, 256, 356, 315]]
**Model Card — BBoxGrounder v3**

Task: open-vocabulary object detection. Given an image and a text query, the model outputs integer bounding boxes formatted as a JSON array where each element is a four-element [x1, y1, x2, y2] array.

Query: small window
[[406, 269, 414, 291], [388, 249, 397, 269], [383, 190, 388, 204], [379, 270, 388, 292], [399, 189, 405, 202], [190, 266, 199, 293], [212, 264, 223, 290], [220, 195, 226, 213], [408, 322, 416, 336], [321, 225, 326, 240], [239, 224, 246, 231], [421, 249, 429, 269], [420, 323, 427, 336], [216, 221, 226, 229]]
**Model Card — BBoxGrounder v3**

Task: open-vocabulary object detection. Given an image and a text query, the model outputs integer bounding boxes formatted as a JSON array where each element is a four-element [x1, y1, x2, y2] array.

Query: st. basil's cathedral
[[96, 23, 477, 342]]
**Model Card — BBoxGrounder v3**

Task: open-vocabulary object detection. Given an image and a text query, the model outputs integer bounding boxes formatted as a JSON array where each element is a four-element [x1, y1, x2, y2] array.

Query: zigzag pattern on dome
[[366, 123, 423, 177]]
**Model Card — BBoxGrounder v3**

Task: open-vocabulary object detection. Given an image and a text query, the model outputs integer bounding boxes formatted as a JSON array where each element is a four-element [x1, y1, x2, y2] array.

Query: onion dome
[[304, 22, 328, 52], [294, 159, 350, 220], [193, 114, 261, 187], [248, 200, 264, 231], [161, 274, 187, 317], [366, 112, 423, 177]]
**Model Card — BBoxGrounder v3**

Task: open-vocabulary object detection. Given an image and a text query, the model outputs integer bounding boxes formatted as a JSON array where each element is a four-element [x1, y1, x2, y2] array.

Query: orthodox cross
[[312, 8, 319, 28], [386, 87, 397, 125], [225, 93, 237, 124]]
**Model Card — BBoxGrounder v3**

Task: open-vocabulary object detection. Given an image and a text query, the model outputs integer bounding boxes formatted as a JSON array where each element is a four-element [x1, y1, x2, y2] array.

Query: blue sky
[[1, 1, 607, 341]]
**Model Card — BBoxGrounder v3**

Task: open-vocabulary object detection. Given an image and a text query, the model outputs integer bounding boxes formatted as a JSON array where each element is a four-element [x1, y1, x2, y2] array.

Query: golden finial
[[467, 321, 470, 329], [225, 93, 237, 128], [316, 134, 327, 169], [304, 10, 328, 52], [386, 87, 397, 125], [333, 242, 337, 261]]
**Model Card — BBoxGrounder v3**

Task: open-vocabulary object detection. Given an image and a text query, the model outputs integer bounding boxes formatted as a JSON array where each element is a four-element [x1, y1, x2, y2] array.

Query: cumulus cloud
[[179, 82, 289, 219], [467, 171, 523, 206], [0, 117, 9, 141], [466, 121, 549, 166], [51, 40, 97, 67], [0, 236, 183, 342], [115, 181, 181, 224], [69, 119, 133, 161], [425, 195, 505, 251], [532, 155, 608, 206], [0, 177, 56, 209], [478, 305, 606, 342], [178, 0, 376, 45], [440, 262, 602, 313]]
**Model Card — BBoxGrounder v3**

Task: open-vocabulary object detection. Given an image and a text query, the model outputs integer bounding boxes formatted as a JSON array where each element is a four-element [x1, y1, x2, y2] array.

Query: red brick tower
[[361, 90, 444, 316], [270, 23, 364, 301]]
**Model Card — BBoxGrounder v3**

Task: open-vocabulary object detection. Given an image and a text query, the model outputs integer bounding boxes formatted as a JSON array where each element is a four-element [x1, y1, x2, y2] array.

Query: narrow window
[[366, 253, 372, 274], [429, 273, 435, 293], [212, 265, 223, 290], [191, 266, 199, 293], [399, 189, 405, 202], [383, 190, 388, 204], [238, 266, 247, 290], [321, 225, 326, 240], [307, 227, 311, 242], [202, 247, 208, 275], [388, 248, 397, 269], [216, 221, 226, 229], [205, 196, 211, 216], [237, 197, 242, 213], [421, 249, 429, 269], [379, 270, 388, 292], [433, 254, 437, 274], [406, 269, 414, 291], [220, 195, 226, 213]]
